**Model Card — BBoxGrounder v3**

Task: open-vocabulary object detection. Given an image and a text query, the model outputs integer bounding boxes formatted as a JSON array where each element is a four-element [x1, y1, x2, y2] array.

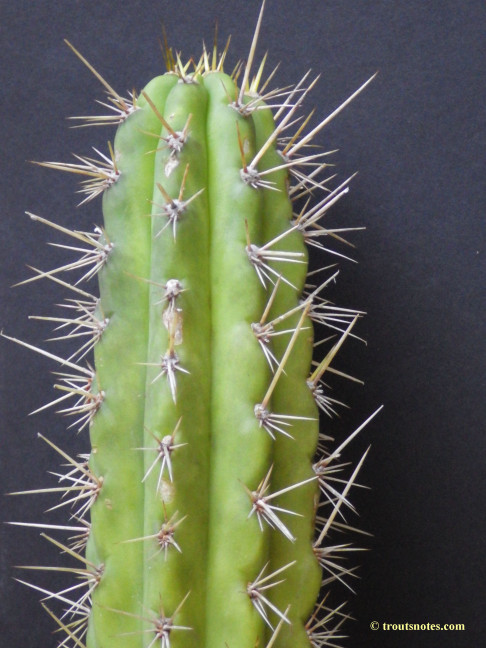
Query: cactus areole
[[5, 3, 380, 648]]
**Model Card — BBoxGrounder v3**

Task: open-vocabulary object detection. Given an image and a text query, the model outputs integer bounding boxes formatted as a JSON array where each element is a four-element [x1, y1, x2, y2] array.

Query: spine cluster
[[5, 5, 379, 648]]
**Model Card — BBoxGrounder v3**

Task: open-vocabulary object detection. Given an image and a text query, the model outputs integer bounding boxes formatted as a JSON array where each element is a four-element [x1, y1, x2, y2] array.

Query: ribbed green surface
[[86, 74, 177, 648], [85, 70, 318, 648], [204, 71, 271, 648], [253, 105, 321, 648]]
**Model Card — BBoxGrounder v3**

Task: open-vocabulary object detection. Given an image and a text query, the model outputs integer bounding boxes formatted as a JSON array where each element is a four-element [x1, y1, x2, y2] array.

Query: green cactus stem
[[4, 3, 381, 648]]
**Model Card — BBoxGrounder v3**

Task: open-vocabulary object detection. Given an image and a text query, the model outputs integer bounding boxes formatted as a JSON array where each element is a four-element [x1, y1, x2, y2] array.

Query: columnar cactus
[[5, 3, 380, 647]]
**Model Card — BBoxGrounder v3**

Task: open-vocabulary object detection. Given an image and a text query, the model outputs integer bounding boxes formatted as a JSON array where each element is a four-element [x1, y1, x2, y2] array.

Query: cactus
[[4, 3, 380, 647]]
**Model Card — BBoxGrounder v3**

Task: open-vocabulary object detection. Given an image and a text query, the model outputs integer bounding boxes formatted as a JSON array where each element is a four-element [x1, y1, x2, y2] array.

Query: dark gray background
[[1, 1, 485, 647]]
